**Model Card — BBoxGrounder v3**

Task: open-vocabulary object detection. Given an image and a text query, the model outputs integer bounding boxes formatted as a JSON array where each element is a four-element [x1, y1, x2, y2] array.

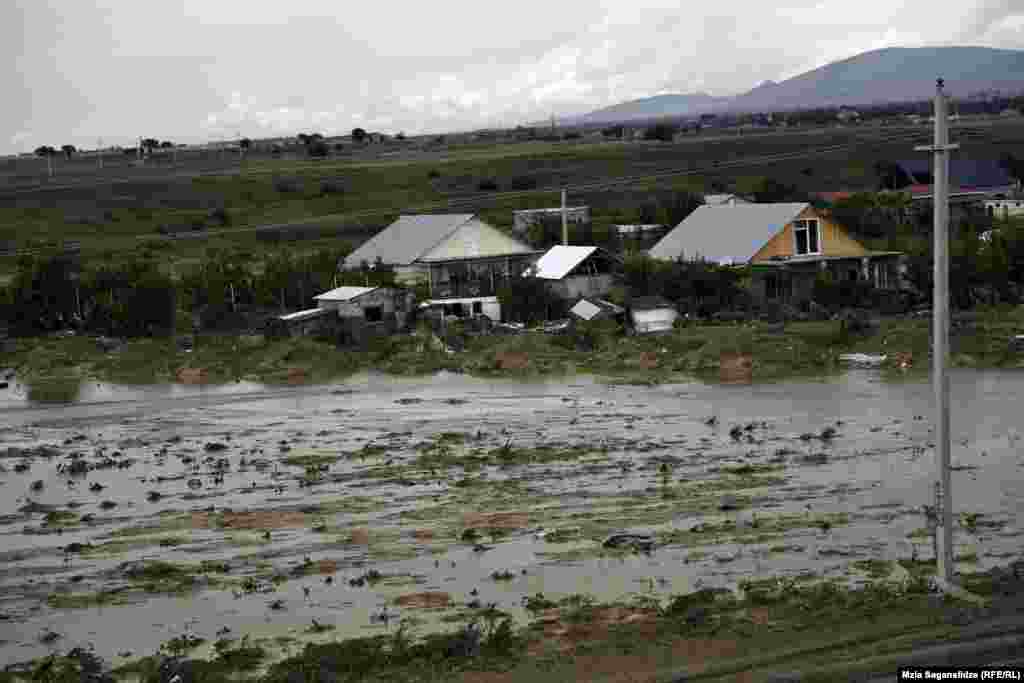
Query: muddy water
[[1, 368, 1023, 667]]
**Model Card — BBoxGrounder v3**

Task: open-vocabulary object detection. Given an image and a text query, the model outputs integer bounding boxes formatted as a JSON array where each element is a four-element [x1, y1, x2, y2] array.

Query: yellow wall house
[[341, 214, 541, 321], [648, 203, 905, 306]]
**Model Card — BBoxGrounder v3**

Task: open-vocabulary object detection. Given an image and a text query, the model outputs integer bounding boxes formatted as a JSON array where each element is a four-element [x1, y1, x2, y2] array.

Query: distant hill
[[568, 46, 1024, 124]]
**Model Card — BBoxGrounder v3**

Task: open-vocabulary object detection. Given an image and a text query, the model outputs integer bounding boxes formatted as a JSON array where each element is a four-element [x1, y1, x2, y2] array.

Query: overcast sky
[[4, 0, 1023, 154]]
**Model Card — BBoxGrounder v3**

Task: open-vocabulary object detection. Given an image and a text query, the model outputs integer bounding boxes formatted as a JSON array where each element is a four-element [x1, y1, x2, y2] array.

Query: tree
[[307, 141, 329, 158], [602, 125, 624, 139], [238, 138, 252, 150], [351, 128, 367, 144], [395, 132, 406, 141], [34, 146, 56, 157], [141, 138, 160, 151], [159, 141, 174, 148], [60, 144, 76, 160], [642, 123, 678, 142]]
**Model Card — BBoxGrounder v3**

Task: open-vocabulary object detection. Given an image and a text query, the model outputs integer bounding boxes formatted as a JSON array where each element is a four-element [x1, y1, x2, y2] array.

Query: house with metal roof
[[342, 214, 540, 321], [525, 245, 619, 300], [648, 202, 905, 306]]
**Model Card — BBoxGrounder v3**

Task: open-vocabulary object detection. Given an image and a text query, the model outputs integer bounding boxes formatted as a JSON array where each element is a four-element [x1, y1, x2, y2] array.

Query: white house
[[342, 214, 540, 321]]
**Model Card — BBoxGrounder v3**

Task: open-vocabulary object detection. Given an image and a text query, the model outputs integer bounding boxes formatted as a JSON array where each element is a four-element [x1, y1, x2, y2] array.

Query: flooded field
[[1, 368, 1023, 669]]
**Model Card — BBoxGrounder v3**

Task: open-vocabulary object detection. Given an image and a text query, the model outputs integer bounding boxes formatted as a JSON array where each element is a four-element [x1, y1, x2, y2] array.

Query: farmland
[[4, 117, 1024, 279]]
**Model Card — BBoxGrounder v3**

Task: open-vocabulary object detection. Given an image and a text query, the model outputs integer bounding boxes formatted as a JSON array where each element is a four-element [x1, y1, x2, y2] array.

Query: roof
[[629, 295, 675, 311], [895, 159, 1014, 190], [648, 203, 810, 265], [342, 214, 475, 268], [530, 246, 599, 280], [278, 308, 329, 322], [314, 286, 378, 302], [570, 298, 624, 321]]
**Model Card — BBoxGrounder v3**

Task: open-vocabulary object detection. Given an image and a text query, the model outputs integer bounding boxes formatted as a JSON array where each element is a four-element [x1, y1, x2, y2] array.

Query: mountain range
[[562, 46, 1024, 125]]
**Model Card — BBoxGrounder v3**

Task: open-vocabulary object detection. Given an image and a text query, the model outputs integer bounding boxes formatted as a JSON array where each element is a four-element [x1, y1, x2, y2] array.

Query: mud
[[1, 368, 1023, 669]]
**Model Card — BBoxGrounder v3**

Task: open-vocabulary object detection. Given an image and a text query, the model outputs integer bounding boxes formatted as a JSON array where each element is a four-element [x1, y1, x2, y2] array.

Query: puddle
[[1, 368, 1023, 666]]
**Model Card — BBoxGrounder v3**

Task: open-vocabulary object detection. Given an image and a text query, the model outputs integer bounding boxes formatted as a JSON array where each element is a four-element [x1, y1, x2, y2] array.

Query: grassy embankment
[[6, 308, 1024, 389]]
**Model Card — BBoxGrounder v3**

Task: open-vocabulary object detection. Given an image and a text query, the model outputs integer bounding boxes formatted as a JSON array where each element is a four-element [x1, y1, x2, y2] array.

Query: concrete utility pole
[[915, 78, 959, 587], [97, 138, 103, 169], [561, 189, 569, 246]]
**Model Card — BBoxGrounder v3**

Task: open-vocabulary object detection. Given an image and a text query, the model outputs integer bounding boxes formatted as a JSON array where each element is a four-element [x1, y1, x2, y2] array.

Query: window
[[472, 302, 483, 315], [364, 306, 383, 322], [793, 219, 820, 255]]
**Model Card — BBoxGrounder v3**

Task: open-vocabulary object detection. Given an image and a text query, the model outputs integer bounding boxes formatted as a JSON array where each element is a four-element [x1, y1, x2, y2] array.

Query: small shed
[[629, 296, 679, 335], [528, 245, 618, 300], [268, 308, 331, 339], [313, 285, 415, 346]]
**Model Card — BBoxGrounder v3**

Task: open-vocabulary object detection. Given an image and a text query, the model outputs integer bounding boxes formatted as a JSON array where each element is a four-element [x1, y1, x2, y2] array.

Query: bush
[[273, 177, 303, 194], [208, 207, 230, 226], [505, 175, 538, 191], [320, 179, 345, 196], [427, 169, 441, 179], [477, 178, 499, 191]]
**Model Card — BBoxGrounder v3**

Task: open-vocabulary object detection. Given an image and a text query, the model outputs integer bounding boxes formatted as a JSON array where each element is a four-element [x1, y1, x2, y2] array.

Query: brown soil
[[190, 509, 308, 530], [348, 528, 370, 544], [286, 367, 308, 384], [469, 633, 740, 683], [176, 367, 209, 384], [639, 352, 660, 370], [412, 529, 435, 541], [720, 352, 753, 384], [462, 512, 530, 530], [394, 591, 451, 609], [532, 606, 661, 654], [314, 559, 337, 575], [494, 351, 529, 370]]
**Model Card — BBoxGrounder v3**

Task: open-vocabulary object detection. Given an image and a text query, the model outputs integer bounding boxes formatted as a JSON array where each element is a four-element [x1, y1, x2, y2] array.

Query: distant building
[[512, 206, 590, 237], [703, 194, 752, 206], [985, 199, 1024, 219]]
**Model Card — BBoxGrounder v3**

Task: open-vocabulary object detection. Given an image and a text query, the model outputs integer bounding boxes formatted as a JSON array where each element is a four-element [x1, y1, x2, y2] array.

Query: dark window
[[472, 302, 483, 315], [766, 275, 779, 299], [364, 306, 383, 322], [793, 219, 820, 255]]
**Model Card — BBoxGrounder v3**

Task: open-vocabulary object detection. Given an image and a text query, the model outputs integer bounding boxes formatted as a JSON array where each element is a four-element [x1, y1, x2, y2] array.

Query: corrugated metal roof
[[648, 203, 809, 265], [342, 214, 475, 268], [278, 308, 329, 322], [314, 286, 378, 302], [531, 246, 598, 280]]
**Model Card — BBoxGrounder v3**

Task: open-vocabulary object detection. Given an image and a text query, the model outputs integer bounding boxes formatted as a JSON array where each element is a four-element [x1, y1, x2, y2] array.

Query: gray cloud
[[3, 0, 1023, 154]]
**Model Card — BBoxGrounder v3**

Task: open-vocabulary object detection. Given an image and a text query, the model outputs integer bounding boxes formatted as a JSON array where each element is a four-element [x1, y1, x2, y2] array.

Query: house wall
[[420, 218, 534, 261], [550, 274, 615, 300], [751, 207, 867, 261]]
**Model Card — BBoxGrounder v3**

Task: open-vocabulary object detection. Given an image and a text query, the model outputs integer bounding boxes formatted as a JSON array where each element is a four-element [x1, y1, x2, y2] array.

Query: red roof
[[813, 191, 856, 202]]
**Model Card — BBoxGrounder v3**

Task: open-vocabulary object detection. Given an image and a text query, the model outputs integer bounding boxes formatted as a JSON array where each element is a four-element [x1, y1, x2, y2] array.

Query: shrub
[[208, 207, 230, 226], [320, 179, 345, 196], [477, 178, 499, 191], [427, 169, 441, 179], [273, 176, 303, 194]]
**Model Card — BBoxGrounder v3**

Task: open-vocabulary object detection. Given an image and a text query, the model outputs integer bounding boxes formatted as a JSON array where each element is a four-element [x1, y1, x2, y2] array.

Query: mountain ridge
[[561, 46, 1024, 125]]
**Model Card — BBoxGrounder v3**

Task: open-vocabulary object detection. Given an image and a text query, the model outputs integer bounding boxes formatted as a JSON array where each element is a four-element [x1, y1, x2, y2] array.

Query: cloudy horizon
[[4, 0, 1024, 155]]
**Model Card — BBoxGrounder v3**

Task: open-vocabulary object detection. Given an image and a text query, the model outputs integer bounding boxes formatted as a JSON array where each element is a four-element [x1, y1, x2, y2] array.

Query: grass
[[5, 120, 1023, 277], [6, 308, 1024, 390]]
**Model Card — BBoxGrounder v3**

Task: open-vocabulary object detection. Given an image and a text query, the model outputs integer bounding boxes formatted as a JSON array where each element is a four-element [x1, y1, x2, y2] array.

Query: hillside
[[571, 46, 1024, 123]]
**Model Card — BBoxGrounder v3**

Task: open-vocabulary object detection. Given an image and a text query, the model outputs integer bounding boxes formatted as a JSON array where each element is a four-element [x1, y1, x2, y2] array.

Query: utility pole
[[97, 138, 103, 169], [46, 152, 53, 178], [915, 78, 959, 588], [561, 189, 569, 246]]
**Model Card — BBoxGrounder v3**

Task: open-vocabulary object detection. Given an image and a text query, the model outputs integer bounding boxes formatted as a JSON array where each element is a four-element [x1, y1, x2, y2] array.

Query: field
[[4, 117, 1024, 280]]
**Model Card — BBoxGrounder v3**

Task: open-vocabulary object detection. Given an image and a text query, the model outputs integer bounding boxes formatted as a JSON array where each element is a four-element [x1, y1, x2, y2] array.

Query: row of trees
[[0, 244, 356, 338]]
